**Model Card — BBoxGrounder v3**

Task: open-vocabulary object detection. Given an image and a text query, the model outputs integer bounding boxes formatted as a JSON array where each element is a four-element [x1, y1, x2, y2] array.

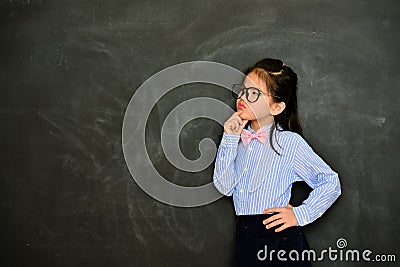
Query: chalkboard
[[1, 0, 399, 266]]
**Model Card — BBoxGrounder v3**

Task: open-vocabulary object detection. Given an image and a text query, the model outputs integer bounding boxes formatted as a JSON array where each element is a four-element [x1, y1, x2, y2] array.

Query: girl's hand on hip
[[223, 110, 248, 135], [262, 204, 299, 232]]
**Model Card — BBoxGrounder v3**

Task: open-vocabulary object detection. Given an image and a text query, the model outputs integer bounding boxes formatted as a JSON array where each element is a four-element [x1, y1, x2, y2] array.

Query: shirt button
[[303, 218, 307, 224], [222, 138, 227, 143], [239, 189, 244, 193], [248, 147, 253, 151], [243, 167, 248, 172], [220, 157, 224, 161]]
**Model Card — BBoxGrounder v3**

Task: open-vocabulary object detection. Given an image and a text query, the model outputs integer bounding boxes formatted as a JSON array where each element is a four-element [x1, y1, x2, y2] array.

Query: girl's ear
[[270, 101, 286, 116]]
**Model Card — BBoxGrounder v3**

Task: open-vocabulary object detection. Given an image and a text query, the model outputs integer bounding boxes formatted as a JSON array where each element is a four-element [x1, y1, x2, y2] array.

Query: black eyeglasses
[[231, 84, 277, 103]]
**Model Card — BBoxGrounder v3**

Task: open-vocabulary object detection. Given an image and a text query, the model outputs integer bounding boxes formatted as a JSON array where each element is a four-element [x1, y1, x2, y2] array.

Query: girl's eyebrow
[[243, 81, 259, 88], [243, 83, 261, 90]]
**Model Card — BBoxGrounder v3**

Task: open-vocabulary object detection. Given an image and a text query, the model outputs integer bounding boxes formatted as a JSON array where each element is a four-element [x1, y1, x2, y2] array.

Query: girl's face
[[236, 72, 275, 125]]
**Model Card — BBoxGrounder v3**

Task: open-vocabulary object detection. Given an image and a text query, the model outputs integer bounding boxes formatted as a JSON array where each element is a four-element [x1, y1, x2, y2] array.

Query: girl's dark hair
[[243, 58, 303, 154]]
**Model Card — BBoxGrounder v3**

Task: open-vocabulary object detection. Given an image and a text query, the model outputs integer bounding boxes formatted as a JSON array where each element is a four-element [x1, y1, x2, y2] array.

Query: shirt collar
[[247, 121, 274, 134]]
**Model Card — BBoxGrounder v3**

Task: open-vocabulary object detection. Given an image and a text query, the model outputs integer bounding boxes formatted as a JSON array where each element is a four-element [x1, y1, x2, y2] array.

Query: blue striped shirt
[[213, 122, 341, 226]]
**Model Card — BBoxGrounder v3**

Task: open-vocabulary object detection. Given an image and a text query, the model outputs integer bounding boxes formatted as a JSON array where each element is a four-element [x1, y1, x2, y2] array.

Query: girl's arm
[[292, 136, 342, 226], [212, 133, 240, 196]]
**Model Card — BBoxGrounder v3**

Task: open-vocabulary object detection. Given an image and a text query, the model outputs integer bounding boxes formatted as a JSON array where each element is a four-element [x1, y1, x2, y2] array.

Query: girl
[[213, 58, 341, 267]]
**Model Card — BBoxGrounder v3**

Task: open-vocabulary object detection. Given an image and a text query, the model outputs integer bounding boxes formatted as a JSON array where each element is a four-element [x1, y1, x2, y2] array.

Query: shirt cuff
[[220, 133, 241, 148], [292, 205, 310, 226]]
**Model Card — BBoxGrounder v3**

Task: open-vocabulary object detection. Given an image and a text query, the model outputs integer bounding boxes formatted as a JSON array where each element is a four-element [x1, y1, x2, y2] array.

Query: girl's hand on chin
[[223, 110, 249, 135]]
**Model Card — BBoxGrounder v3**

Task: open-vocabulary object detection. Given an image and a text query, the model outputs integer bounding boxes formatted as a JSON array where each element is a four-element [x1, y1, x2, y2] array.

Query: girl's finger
[[232, 120, 240, 132], [265, 218, 284, 229], [223, 121, 231, 129], [263, 214, 281, 225], [233, 112, 244, 123], [274, 223, 289, 232], [232, 111, 241, 120], [239, 120, 249, 131], [263, 207, 284, 214]]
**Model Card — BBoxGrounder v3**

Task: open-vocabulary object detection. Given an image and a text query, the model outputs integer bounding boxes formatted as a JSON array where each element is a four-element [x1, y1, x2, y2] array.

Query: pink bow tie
[[240, 128, 267, 146]]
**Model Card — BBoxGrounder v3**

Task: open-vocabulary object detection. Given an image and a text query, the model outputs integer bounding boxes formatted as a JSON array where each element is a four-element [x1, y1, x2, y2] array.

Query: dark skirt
[[233, 214, 312, 267]]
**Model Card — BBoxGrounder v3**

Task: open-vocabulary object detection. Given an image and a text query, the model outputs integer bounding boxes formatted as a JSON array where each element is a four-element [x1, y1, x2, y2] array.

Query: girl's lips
[[238, 103, 246, 109]]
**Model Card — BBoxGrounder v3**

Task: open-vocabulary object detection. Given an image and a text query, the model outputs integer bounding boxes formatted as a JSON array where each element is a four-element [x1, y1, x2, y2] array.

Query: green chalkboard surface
[[1, 0, 399, 266]]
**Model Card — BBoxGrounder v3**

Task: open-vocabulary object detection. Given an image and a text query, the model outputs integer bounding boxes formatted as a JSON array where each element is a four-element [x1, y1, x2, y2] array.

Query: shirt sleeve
[[292, 136, 341, 226], [213, 133, 241, 196]]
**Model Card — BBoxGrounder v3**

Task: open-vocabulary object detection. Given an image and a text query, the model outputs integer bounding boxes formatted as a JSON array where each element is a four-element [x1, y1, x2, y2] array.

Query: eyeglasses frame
[[231, 84, 279, 103]]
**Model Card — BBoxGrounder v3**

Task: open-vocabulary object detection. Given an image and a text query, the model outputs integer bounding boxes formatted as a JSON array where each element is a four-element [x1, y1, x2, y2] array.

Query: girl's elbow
[[332, 173, 342, 199], [321, 172, 341, 200], [216, 187, 233, 197], [213, 180, 233, 196]]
